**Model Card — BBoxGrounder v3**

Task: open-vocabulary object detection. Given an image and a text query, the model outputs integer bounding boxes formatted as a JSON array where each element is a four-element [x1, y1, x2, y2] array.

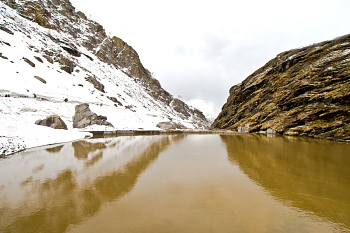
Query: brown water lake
[[0, 134, 349, 233]]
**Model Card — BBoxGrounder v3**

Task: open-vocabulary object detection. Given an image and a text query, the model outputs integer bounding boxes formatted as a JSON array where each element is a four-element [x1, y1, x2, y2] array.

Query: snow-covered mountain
[[0, 0, 210, 153]]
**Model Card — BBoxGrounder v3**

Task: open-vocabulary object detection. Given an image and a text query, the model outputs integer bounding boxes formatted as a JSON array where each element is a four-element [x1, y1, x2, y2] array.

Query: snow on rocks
[[0, 137, 26, 156]]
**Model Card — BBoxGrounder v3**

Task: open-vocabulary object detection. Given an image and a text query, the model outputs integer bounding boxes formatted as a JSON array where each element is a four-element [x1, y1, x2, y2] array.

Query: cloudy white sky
[[70, 0, 350, 119]]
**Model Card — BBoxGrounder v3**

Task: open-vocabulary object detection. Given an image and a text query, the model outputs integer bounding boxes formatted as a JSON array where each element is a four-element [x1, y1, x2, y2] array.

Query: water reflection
[[221, 134, 350, 230], [1, 134, 349, 233], [0, 135, 182, 233], [72, 141, 106, 160], [45, 145, 64, 153]]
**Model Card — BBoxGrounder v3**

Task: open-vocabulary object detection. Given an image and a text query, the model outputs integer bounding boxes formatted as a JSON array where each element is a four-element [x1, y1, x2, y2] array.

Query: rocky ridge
[[213, 34, 350, 141], [0, 0, 209, 129]]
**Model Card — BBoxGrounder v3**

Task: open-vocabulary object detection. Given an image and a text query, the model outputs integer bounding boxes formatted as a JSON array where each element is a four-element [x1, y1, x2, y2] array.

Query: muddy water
[[0, 134, 349, 233]]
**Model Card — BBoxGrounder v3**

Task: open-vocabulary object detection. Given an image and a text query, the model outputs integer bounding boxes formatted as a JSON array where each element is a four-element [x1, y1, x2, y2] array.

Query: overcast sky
[[70, 0, 350, 119]]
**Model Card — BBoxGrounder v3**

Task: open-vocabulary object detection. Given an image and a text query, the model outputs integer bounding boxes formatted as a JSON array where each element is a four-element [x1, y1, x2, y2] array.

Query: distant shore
[[0, 129, 240, 157], [87, 129, 238, 137]]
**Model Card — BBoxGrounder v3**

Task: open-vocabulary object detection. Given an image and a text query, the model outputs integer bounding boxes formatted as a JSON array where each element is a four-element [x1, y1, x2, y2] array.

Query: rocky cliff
[[213, 34, 350, 141], [0, 0, 209, 129]]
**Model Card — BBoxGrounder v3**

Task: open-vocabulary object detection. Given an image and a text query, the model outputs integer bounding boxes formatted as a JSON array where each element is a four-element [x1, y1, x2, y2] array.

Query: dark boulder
[[34, 76, 46, 84], [85, 75, 105, 93], [58, 56, 75, 74], [107, 96, 123, 106], [35, 115, 68, 130], [0, 53, 8, 60], [61, 46, 81, 57], [0, 26, 14, 35], [34, 56, 43, 63], [23, 57, 35, 67]]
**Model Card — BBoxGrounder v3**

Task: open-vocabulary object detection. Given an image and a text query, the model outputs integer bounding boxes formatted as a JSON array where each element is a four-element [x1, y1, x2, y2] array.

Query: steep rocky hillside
[[0, 0, 209, 132], [213, 34, 350, 141]]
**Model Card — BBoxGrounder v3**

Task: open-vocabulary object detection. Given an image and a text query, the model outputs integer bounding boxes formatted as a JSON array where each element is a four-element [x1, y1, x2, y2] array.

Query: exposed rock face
[[17, 1, 52, 28], [0, 26, 14, 35], [85, 75, 105, 93], [213, 34, 350, 141], [107, 96, 123, 106], [35, 115, 68, 130], [73, 104, 113, 128], [57, 56, 75, 74]]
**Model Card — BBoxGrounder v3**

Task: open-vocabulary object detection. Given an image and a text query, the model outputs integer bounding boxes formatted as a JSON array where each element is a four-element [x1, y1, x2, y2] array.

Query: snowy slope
[[0, 1, 209, 154]]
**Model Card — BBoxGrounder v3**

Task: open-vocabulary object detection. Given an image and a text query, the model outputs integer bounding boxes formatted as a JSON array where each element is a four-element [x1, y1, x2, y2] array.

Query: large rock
[[212, 34, 350, 141], [85, 75, 105, 93], [156, 122, 186, 130], [35, 115, 68, 130], [73, 103, 113, 128], [57, 56, 75, 74]]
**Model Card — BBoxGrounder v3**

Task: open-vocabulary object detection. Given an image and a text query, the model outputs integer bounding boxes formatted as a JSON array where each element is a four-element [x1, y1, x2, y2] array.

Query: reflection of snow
[[0, 134, 177, 232], [0, 135, 172, 204]]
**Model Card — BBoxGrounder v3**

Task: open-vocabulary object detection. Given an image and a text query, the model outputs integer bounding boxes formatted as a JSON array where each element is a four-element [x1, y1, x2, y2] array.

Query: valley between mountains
[[1, 0, 349, 156]]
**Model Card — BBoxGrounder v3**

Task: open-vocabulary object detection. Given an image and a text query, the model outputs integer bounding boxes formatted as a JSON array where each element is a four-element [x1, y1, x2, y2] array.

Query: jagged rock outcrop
[[107, 96, 123, 106], [35, 115, 68, 130], [213, 34, 350, 141], [85, 75, 105, 93], [73, 104, 113, 128]]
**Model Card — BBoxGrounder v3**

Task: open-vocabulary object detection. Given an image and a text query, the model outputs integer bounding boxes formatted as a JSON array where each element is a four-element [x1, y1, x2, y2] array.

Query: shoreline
[[0, 131, 92, 158], [0, 129, 240, 157], [2, 129, 348, 157], [87, 129, 239, 137]]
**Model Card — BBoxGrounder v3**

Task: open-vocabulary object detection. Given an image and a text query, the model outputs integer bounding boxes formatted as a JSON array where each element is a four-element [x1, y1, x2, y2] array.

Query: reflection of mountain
[[0, 135, 183, 233], [221, 134, 350, 229], [45, 145, 64, 153]]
